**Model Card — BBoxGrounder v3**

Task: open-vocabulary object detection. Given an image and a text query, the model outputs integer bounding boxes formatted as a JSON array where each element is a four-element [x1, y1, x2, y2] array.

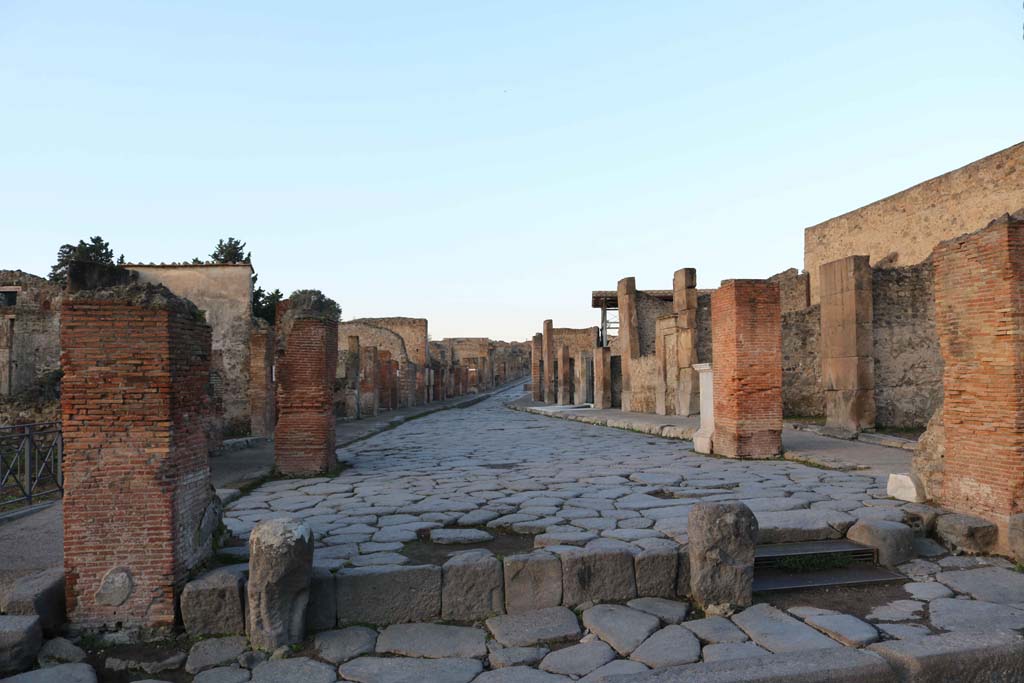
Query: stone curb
[[509, 404, 697, 442]]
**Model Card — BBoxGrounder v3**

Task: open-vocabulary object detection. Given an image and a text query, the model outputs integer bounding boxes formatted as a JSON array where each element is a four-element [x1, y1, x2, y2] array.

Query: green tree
[[253, 287, 284, 324], [209, 237, 250, 264], [49, 236, 121, 284]]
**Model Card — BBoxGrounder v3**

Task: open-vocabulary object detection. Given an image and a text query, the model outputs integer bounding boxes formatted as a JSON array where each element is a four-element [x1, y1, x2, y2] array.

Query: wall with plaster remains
[[0, 271, 62, 400], [355, 317, 428, 367], [782, 305, 824, 417]]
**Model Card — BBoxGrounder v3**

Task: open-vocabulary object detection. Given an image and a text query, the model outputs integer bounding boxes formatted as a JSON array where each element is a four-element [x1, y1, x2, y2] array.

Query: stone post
[[711, 280, 782, 458], [674, 268, 701, 416], [820, 255, 875, 436], [574, 350, 594, 404], [693, 363, 714, 454], [247, 519, 314, 651], [274, 291, 339, 475], [593, 346, 612, 409], [61, 280, 216, 629], [531, 333, 543, 401], [617, 277, 640, 411], [557, 344, 572, 405], [542, 320, 556, 403], [359, 346, 379, 416]]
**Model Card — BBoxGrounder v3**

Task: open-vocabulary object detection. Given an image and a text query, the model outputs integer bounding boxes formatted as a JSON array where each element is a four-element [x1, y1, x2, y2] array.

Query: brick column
[[250, 320, 276, 437], [531, 333, 543, 401], [275, 295, 339, 475], [557, 344, 572, 405], [711, 279, 782, 458], [617, 277, 640, 411], [932, 212, 1024, 551], [542, 320, 556, 403], [593, 346, 612, 409], [820, 255, 875, 436], [61, 286, 215, 629]]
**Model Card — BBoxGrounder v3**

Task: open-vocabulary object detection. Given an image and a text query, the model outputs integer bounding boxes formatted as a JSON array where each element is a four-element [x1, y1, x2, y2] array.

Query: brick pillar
[[593, 346, 612, 409], [674, 268, 700, 416], [820, 255, 875, 436], [61, 288, 214, 629], [359, 346, 379, 416], [250, 320, 276, 437], [617, 277, 640, 411], [531, 333, 543, 401], [932, 212, 1024, 550], [711, 279, 783, 458], [575, 350, 594, 404], [542, 320, 556, 403], [557, 344, 571, 405], [275, 304, 339, 475]]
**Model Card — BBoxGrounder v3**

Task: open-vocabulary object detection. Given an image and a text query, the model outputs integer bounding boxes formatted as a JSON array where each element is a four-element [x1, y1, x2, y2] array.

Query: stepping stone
[[701, 641, 771, 662], [471, 666, 570, 682], [486, 607, 581, 647], [928, 598, 1024, 632], [578, 660, 649, 682], [315, 627, 379, 664], [626, 597, 690, 624], [1, 663, 97, 682], [194, 667, 251, 683], [865, 600, 924, 622], [731, 604, 841, 653], [539, 641, 616, 676], [376, 623, 487, 659], [581, 604, 660, 656], [754, 510, 855, 543], [936, 567, 1024, 606], [337, 656, 483, 683], [846, 519, 914, 566], [430, 528, 494, 545], [804, 614, 879, 647], [903, 582, 953, 601], [185, 636, 248, 674], [681, 615, 748, 644], [489, 646, 549, 669], [629, 624, 701, 667], [877, 623, 932, 639], [251, 657, 337, 683]]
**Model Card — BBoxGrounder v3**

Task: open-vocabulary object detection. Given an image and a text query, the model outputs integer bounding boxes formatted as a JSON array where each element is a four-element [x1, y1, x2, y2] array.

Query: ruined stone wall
[[130, 264, 253, 436], [354, 317, 428, 367], [249, 320, 276, 437], [0, 270, 62, 399], [872, 261, 943, 429], [782, 304, 824, 417], [551, 327, 599, 357], [635, 292, 672, 356], [804, 142, 1024, 304], [338, 321, 409, 364], [696, 292, 713, 364], [768, 268, 811, 314]]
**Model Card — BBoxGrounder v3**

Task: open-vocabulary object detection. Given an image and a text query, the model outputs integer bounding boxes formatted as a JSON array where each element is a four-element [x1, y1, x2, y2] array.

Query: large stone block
[[181, 567, 246, 636], [634, 545, 678, 598], [688, 503, 757, 615], [869, 630, 1024, 683], [442, 550, 504, 622], [621, 648, 896, 682], [846, 519, 914, 566], [557, 547, 637, 606], [247, 519, 314, 650], [503, 551, 562, 614], [0, 569, 65, 635], [0, 615, 43, 676], [934, 513, 997, 554], [306, 566, 337, 632], [337, 564, 441, 625]]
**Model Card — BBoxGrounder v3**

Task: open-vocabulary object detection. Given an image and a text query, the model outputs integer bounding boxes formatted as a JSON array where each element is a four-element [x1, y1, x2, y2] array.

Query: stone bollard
[[688, 502, 757, 616], [247, 519, 314, 651]]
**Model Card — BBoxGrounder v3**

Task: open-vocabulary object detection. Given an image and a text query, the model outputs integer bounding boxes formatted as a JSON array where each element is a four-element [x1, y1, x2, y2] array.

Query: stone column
[[61, 282, 215, 629], [542, 320, 556, 403], [674, 268, 700, 416], [711, 280, 782, 458], [593, 346, 612, 409], [693, 363, 714, 453], [655, 314, 678, 416], [359, 346, 379, 416], [930, 211, 1024, 552], [557, 344, 572, 405], [617, 277, 640, 411], [820, 255, 875, 436], [574, 350, 594, 404], [249, 319, 276, 437], [275, 292, 339, 475], [531, 333, 543, 401]]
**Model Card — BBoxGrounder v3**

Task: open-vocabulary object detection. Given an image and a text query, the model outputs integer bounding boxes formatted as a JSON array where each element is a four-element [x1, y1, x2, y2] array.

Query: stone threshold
[[790, 422, 918, 452]]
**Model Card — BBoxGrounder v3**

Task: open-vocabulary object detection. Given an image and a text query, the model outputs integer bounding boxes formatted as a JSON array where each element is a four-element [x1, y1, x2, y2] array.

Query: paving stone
[[36, 637, 87, 667], [731, 604, 841, 653], [430, 528, 494, 544], [629, 624, 701, 668], [579, 659, 650, 682], [185, 637, 249, 674], [538, 641, 616, 676], [927, 597, 1024, 631], [251, 656, 340, 683], [458, 509, 500, 526], [625, 648, 897, 682], [557, 546, 637, 606], [350, 552, 410, 567], [315, 626, 378, 664], [488, 646, 549, 669], [471, 666, 571, 682], [486, 607, 582, 647], [935, 566, 1024, 606], [0, 615, 43, 676], [876, 623, 932, 639], [535, 531, 597, 547], [337, 565, 441, 625], [376, 623, 487, 659], [754, 510, 855, 543], [785, 606, 836, 619], [194, 666, 251, 683], [700, 642, 771, 662], [1, 663, 98, 682], [1, 569, 65, 635], [442, 550, 505, 622], [846, 519, 914, 566], [911, 537, 946, 557], [681, 616, 748, 644], [626, 597, 690, 624], [581, 604, 660, 656], [897, 559, 940, 579], [803, 613, 879, 647], [934, 513, 997, 554], [903, 581, 953, 601], [868, 630, 1024, 682], [865, 600, 924, 622], [337, 656, 484, 683], [503, 552, 562, 613]]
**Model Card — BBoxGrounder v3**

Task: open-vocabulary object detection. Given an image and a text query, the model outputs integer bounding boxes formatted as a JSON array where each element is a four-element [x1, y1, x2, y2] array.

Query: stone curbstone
[[181, 568, 247, 637], [868, 630, 1024, 683], [0, 569, 66, 635], [336, 564, 441, 625]]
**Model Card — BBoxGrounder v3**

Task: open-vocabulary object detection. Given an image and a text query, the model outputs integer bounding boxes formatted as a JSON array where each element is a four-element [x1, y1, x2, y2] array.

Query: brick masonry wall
[[249, 321, 276, 437], [804, 142, 1024, 304], [712, 280, 783, 458], [782, 305, 824, 417], [931, 213, 1024, 549], [61, 294, 213, 628], [872, 262, 943, 429], [275, 317, 338, 475]]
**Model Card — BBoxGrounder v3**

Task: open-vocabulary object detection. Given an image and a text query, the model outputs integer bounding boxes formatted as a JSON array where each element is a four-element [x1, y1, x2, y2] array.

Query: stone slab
[[935, 567, 1024, 606], [337, 656, 485, 683], [754, 510, 855, 543], [251, 656, 346, 683], [803, 614, 878, 647], [336, 564, 441, 625], [1, 663, 98, 683], [869, 630, 1024, 683], [538, 641, 616, 676], [472, 666, 571, 682], [628, 624, 701, 667], [581, 604, 660, 656], [626, 597, 690, 624], [315, 626, 378, 664], [927, 598, 1024, 632], [731, 604, 841, 653], [682, 615, 748, 644], [375, 623, 487, 659], [700, 642, 771, 663], [486, 607, 582, 647]]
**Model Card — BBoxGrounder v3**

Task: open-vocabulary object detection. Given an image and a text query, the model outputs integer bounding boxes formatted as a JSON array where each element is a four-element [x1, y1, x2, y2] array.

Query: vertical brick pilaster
[[932, 213, 1024, 550], [249, 322, 276, 437], [711, 279, 783, 458], [593, 346, 612, 409], [531, 333, 543, 401], [557, 344, 571, 405], [275, 314, 338, 475], [542, 320, 556, 403], [820, 255, 875, 435], [61, 291, 214, 629]]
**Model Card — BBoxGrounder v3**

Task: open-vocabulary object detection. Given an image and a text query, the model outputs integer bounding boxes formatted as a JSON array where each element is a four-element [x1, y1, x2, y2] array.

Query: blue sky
[[2, 2, 1022, 340]]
